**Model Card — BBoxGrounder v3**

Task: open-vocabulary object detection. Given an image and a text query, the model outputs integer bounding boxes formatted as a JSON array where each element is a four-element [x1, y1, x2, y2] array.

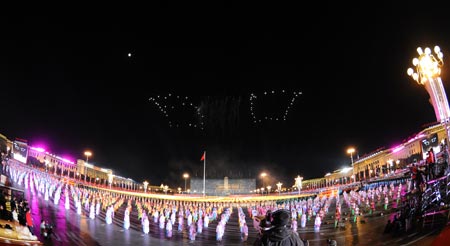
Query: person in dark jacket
[[10, 196, 17, 212], [253, 209, 306, 246], [383, 219, 393, 234]]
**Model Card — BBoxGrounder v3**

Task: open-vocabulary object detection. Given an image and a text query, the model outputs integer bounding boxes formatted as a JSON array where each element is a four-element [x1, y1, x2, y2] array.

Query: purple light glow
[[392, 145, 404, 153], [30, 146, 46, 152], [56, 156, 74, 165], [407, 133, 426, 143], [62, 158, 74, 164]]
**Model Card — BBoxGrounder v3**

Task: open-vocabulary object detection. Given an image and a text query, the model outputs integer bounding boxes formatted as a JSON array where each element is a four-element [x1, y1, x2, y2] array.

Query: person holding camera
[[327, 238, 337, 246], [253, 209, 307, 246]]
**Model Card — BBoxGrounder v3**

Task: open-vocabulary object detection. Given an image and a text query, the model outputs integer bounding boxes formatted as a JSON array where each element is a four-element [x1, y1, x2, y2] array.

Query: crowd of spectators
[[0, 150, 34, 235]]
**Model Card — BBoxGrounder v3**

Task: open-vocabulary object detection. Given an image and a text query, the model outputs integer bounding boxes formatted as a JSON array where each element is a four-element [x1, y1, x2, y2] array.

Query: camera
[[253, 210, 273, 233], [327, 238, 337, 246]]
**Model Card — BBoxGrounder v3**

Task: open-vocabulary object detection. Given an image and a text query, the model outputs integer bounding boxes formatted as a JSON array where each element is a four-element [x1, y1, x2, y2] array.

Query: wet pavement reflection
[[18, 183, 443, 246]]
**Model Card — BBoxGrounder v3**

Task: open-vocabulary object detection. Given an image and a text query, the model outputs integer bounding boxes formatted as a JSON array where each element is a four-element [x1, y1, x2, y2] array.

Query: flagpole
[[203, 151, 206, 197]]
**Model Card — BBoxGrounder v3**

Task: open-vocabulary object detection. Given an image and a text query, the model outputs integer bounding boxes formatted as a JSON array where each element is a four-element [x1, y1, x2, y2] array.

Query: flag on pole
[[201, 151, 206, 196]]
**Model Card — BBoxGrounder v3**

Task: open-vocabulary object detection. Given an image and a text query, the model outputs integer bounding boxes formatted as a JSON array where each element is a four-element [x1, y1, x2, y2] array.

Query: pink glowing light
[[392, 145, 404, 153], [407, 133, 426, 143], [61, 158, 74, 164], [30, 146, 45, 152], [56, 156, 74, 165]]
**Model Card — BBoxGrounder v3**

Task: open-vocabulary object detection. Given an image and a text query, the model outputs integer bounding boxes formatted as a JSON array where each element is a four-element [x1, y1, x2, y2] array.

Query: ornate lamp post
[[294, 175, 303, 195], [108, 173, 113, 189], [407, 46, 450, 152], [276, 182, 282, 194], [407, 46, 448, 122], [143, 181, 149, 193], [183, 173, 189, 193], [84, 151, 92, 182]]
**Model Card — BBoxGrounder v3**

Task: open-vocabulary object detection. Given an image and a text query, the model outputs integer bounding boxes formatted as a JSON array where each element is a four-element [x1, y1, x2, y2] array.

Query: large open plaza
[[3, 8, 450, 246]]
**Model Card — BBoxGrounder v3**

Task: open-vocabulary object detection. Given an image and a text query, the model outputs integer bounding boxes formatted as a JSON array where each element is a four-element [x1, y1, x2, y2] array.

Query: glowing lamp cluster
[[149, 94, 205, 130], [407, 46, 450, 123], [407, 46, 443, 85], [249, 90, 302, 124], [276, 182, 282, 193]]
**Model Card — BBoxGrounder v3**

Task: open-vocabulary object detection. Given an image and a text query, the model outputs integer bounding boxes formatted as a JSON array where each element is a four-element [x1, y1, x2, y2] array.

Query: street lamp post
[[183, 173, 189, 193], [260, 172, 267, 188], [276, 182, 282, 194], [347, 147, 355, 165], [48, 163, 53, 174], [143, 181, 149, 193], [84, 151, 92, 182], [108, 173, 113, 189], [407, 45, 450, 162], [294, 175, 303, 195]]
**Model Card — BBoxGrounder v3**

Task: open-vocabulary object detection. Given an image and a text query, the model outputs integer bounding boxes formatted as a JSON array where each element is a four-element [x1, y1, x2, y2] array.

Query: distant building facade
[[190, 177, 255, 195]]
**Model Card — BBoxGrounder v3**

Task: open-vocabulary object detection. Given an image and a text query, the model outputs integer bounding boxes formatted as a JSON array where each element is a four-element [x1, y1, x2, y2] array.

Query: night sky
[[1, 8, 449, 188]]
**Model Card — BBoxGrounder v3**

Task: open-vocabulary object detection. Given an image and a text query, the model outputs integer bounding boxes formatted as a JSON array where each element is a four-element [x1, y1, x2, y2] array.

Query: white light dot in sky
[[128, 53, 132, 57]]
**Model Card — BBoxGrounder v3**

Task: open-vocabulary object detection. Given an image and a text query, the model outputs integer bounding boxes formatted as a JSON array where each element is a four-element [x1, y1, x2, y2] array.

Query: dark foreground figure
[[253, 209, 307, 246]]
